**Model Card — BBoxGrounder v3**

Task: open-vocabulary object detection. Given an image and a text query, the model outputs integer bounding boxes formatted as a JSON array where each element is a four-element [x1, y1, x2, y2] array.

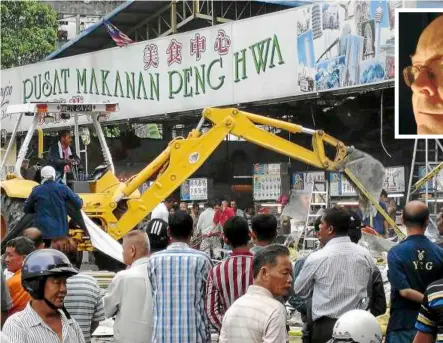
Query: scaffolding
[[406, 139, 443, 229]]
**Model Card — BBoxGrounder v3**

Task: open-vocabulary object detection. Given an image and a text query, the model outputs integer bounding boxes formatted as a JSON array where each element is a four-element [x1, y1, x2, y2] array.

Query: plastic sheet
[[82, 211, 124, 264], [341, 149, 386, 218], [358, 231, 397, 259]]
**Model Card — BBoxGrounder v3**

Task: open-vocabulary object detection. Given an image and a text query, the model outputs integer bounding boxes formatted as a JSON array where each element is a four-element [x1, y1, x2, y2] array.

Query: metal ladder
[[406, 139, 443, 230], [301, 180, 329, 254]]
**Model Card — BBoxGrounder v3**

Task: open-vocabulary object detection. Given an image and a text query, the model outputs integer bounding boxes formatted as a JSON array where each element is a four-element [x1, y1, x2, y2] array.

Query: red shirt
[[205, 251, 254, 331], [213, 207, 235, 227]]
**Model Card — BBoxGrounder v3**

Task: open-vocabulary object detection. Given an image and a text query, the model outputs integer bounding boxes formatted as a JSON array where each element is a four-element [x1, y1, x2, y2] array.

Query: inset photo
[[395, 9, 443, 138]]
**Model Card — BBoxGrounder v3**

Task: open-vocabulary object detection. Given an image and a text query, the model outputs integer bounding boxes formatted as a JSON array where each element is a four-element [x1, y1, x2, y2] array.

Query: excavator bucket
[[281, 149, 385, 225], [341, 148, 386, 214]]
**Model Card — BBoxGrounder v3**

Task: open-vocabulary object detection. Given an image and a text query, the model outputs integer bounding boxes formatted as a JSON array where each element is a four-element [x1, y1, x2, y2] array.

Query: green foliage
[[1, 0, 58, 69]]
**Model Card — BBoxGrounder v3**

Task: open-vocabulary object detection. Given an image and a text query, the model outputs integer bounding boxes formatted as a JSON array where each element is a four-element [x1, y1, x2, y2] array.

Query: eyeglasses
[[403, 62, 441, 87]]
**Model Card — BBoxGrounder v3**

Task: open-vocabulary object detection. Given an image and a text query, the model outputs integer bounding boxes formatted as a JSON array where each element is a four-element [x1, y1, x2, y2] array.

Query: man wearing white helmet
[[327, 309, 383, 343], [24, 166, 83, 248]]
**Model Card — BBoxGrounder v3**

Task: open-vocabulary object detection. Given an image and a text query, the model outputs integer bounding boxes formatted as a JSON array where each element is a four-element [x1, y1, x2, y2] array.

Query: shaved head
[[122, 230, 150, 265], [412, 15, 443, 64], [402, 201, 429, 230], [410, 15, 443, 134]]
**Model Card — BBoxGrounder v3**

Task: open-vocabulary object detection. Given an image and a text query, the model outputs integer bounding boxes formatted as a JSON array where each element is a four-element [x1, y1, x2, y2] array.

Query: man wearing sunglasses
[[403, 15, 443, 134]]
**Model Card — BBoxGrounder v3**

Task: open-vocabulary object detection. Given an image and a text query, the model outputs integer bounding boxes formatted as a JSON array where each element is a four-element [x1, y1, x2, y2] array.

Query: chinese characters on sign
[[253, 163, 282, 201], [214, 29, 231, 55], [181, 178, 208, 201], [190, 33, 207, 61], [143, 44, 159, 70], [166, 39, 183, 66], [164, 30, 231, 66]]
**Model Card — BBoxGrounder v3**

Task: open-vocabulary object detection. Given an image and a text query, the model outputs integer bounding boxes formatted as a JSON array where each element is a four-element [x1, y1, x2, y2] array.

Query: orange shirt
[[6, 269, 31, 315]]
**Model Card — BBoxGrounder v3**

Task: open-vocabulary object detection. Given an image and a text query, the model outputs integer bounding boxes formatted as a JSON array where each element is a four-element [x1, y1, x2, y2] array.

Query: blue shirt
[[24, 181, 83, 239], [363, 201, 388, 235], [147, 242, 213, 343], [387, 234, 443, 332]]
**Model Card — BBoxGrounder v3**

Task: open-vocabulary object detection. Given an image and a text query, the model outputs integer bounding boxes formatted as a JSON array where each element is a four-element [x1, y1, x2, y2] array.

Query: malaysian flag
[[104, 20, 133, 47]]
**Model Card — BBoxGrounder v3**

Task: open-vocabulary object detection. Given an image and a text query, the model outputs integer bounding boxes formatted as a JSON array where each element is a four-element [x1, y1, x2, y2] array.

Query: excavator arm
[[112, 107, 404, 240]]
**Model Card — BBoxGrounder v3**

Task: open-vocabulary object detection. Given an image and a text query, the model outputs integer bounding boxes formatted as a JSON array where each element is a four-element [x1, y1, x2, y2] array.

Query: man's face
[[5, 247, 25, 273], [180, 202, 188, 211], [230, 201, 237, 209], [61, 133, 73, 147], [44, 276, 68, 309], [437, 214, 443, 237], [222, 201, 229, 210], [380, 194, 388, 203], [318, 217, 333, 247], [410, 17, 443, 134], [265, 256, 293, 298], [165, 201, 173, 211]]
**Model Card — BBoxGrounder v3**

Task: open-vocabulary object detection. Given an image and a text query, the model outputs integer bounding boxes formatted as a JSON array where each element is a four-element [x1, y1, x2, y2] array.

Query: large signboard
[[1, 0, 399, 132], [330, 166, 406, 196]]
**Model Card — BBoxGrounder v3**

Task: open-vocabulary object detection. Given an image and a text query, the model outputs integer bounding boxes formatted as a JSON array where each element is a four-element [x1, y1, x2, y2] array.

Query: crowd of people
[[1, 181, 443, 343]]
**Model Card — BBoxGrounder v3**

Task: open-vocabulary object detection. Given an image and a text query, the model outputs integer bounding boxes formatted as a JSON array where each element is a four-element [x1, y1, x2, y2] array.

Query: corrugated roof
[[44, 0, 303, 61]]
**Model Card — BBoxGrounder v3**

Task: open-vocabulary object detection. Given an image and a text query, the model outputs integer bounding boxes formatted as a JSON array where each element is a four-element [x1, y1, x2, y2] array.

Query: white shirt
[[293, 236, 375, 321], [219, 285, 287, 343], [0, 331, 12, 343], [196, 208, 216, 236], [151, 203, 169, 223], [103, 256, 153, 343], [3, 302, 85, 343]]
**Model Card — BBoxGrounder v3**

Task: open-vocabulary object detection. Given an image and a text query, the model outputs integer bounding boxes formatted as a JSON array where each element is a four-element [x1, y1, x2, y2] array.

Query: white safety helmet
[[331, 310, 382, 343]]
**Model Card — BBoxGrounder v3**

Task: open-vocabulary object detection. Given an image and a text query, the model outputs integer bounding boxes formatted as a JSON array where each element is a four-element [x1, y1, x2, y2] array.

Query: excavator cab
[[0, 102, 120, 239]]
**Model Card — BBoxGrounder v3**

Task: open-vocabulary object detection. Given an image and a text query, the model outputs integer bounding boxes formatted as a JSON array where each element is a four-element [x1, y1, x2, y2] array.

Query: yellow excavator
[[1, 104, 403, 269]]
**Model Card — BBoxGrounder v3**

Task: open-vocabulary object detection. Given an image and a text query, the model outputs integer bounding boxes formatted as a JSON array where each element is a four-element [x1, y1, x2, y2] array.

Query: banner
[[1, 0, 399, 132], [330, 166, 406, 196]]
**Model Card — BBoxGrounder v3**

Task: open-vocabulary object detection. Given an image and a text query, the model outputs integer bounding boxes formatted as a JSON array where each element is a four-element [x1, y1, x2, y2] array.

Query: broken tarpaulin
[[82, 211, 124, 264]]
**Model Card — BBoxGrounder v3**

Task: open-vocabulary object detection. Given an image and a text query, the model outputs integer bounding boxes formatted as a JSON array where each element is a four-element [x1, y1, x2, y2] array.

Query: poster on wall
[[329, 172, 357, 196], [330, 166, 406, 196], [253, 163, 282, 201], [418, 166, 443, 192], [1, 0, 401, 133], [181, 178, 208, 201], [383, 166, 405, 193], [292, 171, 326, 192]]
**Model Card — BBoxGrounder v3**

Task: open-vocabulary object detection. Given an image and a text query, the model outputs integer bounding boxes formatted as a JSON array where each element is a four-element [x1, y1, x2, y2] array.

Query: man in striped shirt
[[148, 210, 213, 343], [64, 273, 105, 343], [293, 207, 375, 343], [414, 278, 443, 343], [205, 216, 254, 331]]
